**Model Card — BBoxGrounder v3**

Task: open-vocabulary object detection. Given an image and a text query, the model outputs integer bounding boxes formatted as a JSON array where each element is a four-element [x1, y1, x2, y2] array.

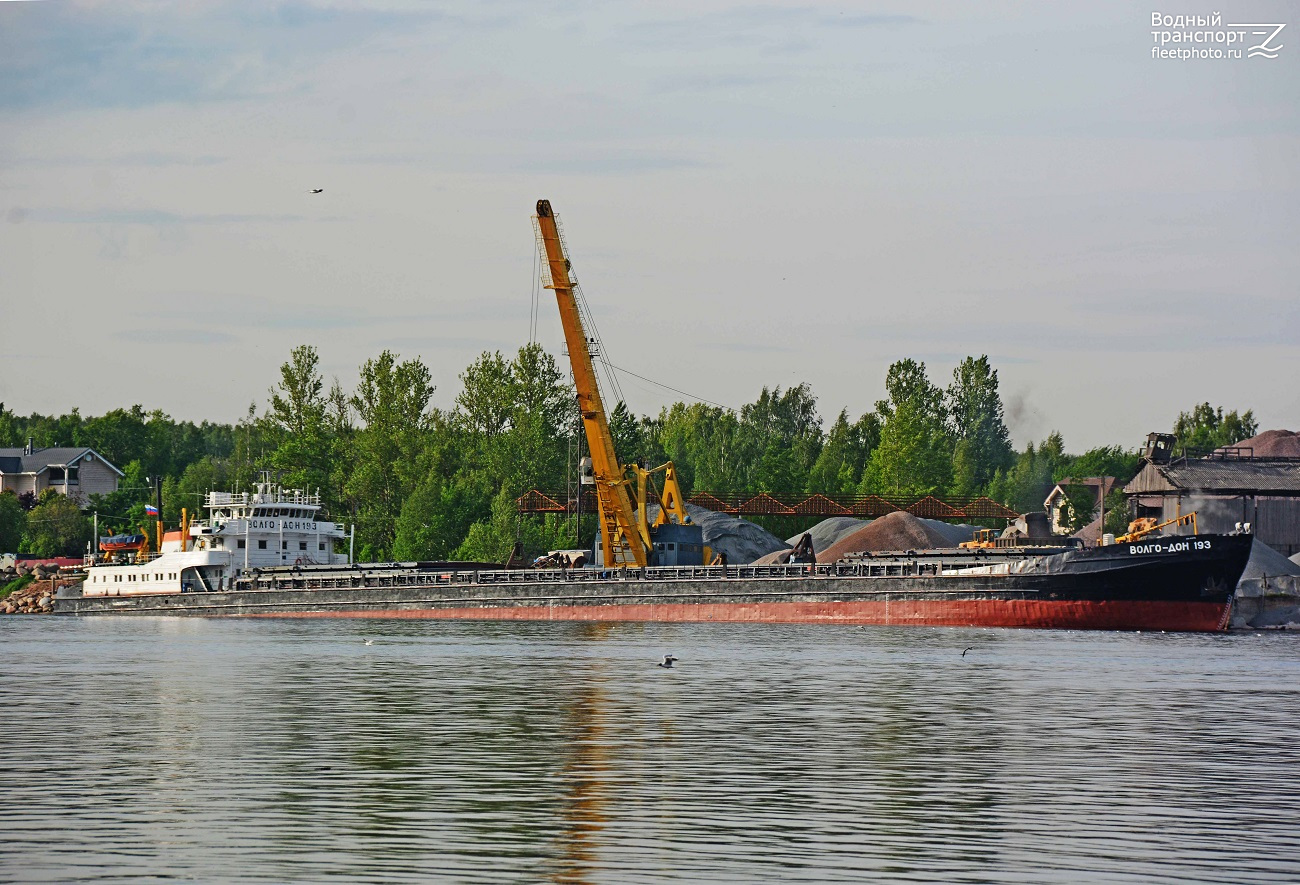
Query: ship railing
[[233, 560, 950, 591], [207, 489, 325, 507], [90, 551, 168, 566]]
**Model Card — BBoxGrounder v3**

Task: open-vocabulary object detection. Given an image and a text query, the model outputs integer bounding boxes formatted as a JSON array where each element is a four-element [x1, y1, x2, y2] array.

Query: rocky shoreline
[[2, 562, 79, 615]]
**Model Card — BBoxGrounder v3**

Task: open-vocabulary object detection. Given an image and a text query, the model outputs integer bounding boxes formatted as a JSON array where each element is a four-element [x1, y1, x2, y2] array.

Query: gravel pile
[[785, 517, 868, 551], [650, 504, 788, 565], [1222, 429, 1300, 457], [1242, 540, 1300, 580], [820, 511, 972, 561]]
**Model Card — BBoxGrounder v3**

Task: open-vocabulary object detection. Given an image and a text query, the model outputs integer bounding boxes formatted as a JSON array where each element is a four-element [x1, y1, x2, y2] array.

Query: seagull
[[310, 188, 324, 194], [657, 654, 678, 669], [363, 638, 374, 646], [961, 647, 974, 657]]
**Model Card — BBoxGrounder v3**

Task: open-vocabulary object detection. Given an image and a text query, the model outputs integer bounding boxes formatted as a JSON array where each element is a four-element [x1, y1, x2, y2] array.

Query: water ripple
[[1, 618, 1298, 883]]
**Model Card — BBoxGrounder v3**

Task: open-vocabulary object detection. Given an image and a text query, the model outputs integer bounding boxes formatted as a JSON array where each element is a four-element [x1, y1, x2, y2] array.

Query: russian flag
[[144, 505, 159, 516]]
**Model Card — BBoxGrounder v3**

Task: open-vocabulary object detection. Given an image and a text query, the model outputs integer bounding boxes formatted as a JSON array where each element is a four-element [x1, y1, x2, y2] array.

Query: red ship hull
[[252, 597, 1234, 631]]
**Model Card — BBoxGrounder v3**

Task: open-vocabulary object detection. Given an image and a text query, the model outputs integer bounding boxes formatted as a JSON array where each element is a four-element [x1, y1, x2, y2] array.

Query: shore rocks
[[1, 577, 68, 615]]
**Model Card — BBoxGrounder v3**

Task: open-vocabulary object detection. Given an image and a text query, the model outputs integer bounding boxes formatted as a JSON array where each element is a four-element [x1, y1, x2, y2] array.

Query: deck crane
[[533, 199, 702, 568]]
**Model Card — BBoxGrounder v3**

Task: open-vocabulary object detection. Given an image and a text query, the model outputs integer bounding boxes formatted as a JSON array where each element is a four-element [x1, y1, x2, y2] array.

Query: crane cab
[[594, 522, 708, 567]]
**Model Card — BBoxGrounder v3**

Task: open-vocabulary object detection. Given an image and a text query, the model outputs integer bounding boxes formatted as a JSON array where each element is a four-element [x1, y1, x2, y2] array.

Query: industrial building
[[1125, 444, 1300, 557]]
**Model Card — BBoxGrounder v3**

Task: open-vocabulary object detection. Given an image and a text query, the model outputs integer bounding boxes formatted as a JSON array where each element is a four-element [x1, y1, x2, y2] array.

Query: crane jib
[[533, 200, 701, 568]]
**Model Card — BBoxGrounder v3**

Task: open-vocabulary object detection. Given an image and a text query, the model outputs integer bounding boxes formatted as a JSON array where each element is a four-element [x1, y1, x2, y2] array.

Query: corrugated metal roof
[[0, 447, 124, 476], [1126, 460, 1300, 495]]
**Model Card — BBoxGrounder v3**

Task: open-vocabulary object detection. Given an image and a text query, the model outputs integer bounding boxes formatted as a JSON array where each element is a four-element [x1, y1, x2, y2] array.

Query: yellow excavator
[[533, 199, 704, 568]]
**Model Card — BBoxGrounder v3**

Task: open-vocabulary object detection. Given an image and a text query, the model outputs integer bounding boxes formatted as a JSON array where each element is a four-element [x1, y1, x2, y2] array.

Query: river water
[[1, 617, 1297, 884]]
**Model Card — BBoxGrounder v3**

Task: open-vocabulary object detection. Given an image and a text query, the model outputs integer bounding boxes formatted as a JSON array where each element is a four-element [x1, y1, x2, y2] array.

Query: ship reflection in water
[[2, 618, 1298, 883]]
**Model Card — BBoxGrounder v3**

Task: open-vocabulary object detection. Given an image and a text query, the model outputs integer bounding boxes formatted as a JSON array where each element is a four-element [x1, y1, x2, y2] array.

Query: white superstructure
[[84, 482, 350, 597]]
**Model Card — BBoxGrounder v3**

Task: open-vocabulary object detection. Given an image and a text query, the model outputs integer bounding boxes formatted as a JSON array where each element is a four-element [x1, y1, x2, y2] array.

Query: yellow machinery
[[960, 528, 998, 549], [1116, 512, 1198, 543], [533, 199, 695, 567]]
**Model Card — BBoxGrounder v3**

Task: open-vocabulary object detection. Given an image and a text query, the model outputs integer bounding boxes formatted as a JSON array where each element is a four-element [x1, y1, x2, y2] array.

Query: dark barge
[[53, 532, 1253, 632]]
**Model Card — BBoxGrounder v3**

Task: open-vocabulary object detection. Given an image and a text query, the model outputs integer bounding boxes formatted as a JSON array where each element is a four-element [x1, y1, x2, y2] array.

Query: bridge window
[[258, 540, 267, 549]]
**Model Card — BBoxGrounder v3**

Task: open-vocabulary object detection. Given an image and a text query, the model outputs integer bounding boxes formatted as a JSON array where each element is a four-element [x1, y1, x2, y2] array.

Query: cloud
[[26, 208, 321, 225], [4, 152, 228, 168], [651, 72, 780, 94], [514, 149, 707, 175], [0, 1, 441, 110], [625, 6, 921, 53], [115, 328, 239, 345]]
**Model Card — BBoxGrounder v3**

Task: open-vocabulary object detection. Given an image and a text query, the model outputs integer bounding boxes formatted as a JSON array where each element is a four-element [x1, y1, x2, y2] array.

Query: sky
[[1, 0, 1296, 451]]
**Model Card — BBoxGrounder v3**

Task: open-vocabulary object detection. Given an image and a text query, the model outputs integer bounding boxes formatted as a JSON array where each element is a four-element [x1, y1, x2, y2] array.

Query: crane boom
[[533, 200, 649, 566]]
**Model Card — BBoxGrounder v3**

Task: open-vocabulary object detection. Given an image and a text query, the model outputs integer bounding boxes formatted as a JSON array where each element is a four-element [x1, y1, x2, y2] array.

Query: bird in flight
[[658, 654, 678, 669], [310, 188, 324, 194]]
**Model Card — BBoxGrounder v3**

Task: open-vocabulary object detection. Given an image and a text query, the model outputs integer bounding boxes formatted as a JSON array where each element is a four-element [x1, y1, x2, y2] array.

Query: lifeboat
[[99, 533, 147, 553]]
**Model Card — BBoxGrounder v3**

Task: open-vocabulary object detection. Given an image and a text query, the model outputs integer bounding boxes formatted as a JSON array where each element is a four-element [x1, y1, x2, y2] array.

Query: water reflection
[[0, 618, 1298, 883], [553, 622, 614, 885]]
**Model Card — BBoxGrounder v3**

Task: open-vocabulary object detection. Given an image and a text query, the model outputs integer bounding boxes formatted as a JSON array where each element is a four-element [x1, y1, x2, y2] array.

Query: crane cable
[[530, 214, 731, 414]]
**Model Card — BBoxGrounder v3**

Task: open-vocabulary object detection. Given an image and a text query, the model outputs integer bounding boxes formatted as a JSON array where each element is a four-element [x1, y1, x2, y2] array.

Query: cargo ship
[[51, 199, 1257, 630], [56, 522, 1253, 631]]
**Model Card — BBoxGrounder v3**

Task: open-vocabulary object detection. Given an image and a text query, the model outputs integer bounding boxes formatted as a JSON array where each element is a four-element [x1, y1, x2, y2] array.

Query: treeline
[[0, 343, 1256, 557]]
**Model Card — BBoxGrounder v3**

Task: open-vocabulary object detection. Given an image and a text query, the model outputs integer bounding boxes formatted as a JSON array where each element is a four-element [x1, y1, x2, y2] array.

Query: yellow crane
[[532, 199, 696, 567]]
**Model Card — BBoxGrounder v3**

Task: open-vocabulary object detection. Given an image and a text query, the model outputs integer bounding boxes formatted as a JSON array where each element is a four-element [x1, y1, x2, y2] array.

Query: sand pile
[[819, 511, 967, 561], [752, 548, 796, 565], [649, 504, 788, 565], [786, 517, 868, 551], [1223, 429, 1300, 458]]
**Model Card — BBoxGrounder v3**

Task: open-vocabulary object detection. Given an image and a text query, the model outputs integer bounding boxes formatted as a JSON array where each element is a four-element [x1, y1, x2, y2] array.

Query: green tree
[[0, 491, 26, 553], [1059, 482, 1099, 533], [454, 344, 572, 495], [946, 356, 1014, 495], [862, 360, 951, 494], [738, 384, 823, 493], [456, 487, 571, 563], [266, 345, 332, 496], [1173, 403, 1258, 451], [609, 401, 644, 465], [987, 433, 1066, 515], [456, 350, 515, 439], [808, 410, 880, 494], [657, 402, 742, 494], [347, 350, 436, 558], [1102, 489, 1129, 537], [1054, 445, 1141, 484], [23, 492, 91, 557], [392, 472, 491, 562]]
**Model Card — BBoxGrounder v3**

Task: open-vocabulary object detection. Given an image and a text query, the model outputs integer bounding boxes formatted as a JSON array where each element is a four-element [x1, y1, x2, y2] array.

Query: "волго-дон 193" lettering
[[1129, 539, 1211, 555]]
